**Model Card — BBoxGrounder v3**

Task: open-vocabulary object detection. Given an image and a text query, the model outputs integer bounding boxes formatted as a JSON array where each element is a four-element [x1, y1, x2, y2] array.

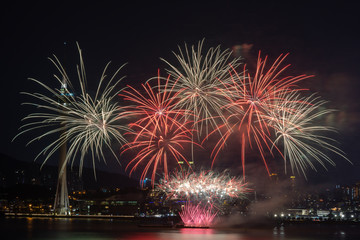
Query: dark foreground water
[[1, 217, 360, 240]]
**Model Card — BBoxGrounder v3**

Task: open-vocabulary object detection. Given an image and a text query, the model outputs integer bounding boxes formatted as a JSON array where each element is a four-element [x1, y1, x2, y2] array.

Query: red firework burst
[[206, 52, 313, 178], [122, 115, 196, 187], [120, 73, 199, 186], [119, 70, 185, 138]]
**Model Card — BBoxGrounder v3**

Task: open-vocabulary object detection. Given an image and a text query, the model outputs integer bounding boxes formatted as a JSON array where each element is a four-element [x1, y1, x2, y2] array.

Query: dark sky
[[1, 1, 359, 186]]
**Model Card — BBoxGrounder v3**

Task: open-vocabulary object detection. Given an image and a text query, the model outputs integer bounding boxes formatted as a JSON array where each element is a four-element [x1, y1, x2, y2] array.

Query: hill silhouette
[[0, 152, 138, 190]]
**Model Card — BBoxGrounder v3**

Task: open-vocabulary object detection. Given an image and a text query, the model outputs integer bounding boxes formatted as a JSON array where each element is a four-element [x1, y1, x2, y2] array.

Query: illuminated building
[[177, 159, 194, 165]]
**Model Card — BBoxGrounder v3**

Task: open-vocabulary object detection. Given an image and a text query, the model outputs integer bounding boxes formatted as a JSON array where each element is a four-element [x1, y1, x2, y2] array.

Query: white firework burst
[[267, 91, 350, 176], [14, 43, 130, 177], [157, 169, 248, 203], [161, 39, 243, 138]]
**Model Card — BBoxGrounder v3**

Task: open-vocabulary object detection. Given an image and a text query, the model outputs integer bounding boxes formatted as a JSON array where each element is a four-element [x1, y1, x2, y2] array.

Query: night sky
[[1, 1, 359, 186]]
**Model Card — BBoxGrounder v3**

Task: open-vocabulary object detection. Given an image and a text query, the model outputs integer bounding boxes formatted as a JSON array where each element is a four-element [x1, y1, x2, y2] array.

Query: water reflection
[[273, 225, 285, 236], [127, 229, 242, 240], [26, 217, 33, 239], [1, 217, 360, 240], [180, 228, 214, 235], [125, 232, 164, 240], [334, 230, 346, 240]]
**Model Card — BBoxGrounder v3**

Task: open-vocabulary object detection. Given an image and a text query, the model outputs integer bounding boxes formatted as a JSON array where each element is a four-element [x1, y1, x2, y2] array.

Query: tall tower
[[53, 81, 71, 215]]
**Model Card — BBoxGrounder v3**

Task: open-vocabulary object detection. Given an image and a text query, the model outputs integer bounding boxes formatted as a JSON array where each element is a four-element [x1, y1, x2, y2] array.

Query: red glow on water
[[180, 228, 214, 234], [123, 233, 161, 240]]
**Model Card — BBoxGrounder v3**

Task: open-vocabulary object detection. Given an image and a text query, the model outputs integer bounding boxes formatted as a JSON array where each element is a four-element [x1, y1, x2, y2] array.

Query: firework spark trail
[[119, 70, 186, 140], [120, 73, 200, 186], [122, 113, 198, 187], [179, 202, 217, 227], [13, 43, 130, 177], [266, 91, 350, 177], [157, 169, 248, 204], [205, 52, 313, 177], [161, 39, 243, 139]]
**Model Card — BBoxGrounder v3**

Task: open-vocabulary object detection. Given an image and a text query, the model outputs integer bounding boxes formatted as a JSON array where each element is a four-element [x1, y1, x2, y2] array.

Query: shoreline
[[3, 212, 360, 228], [3, 212, 136, 219]]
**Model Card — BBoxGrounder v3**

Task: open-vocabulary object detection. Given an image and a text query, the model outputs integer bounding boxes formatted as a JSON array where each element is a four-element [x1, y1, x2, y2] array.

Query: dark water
[[1, 217, 360, 240]]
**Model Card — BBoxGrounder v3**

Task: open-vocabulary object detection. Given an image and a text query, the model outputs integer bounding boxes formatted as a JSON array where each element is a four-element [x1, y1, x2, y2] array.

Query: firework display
[[157, 169, 248, 203], [14, 44, 130, 176], [156, 169, 248, 227], [161, 39, 242, 138], [15, 40, 350, 226], [119, 70, 185, 136], [120, 74, 199, 186], [179, 202, 217, 227], [204, 52, 329, 177], [267, 91, 348, 177], [15, 41, 349, 183], [121, 114, 195, 187]]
